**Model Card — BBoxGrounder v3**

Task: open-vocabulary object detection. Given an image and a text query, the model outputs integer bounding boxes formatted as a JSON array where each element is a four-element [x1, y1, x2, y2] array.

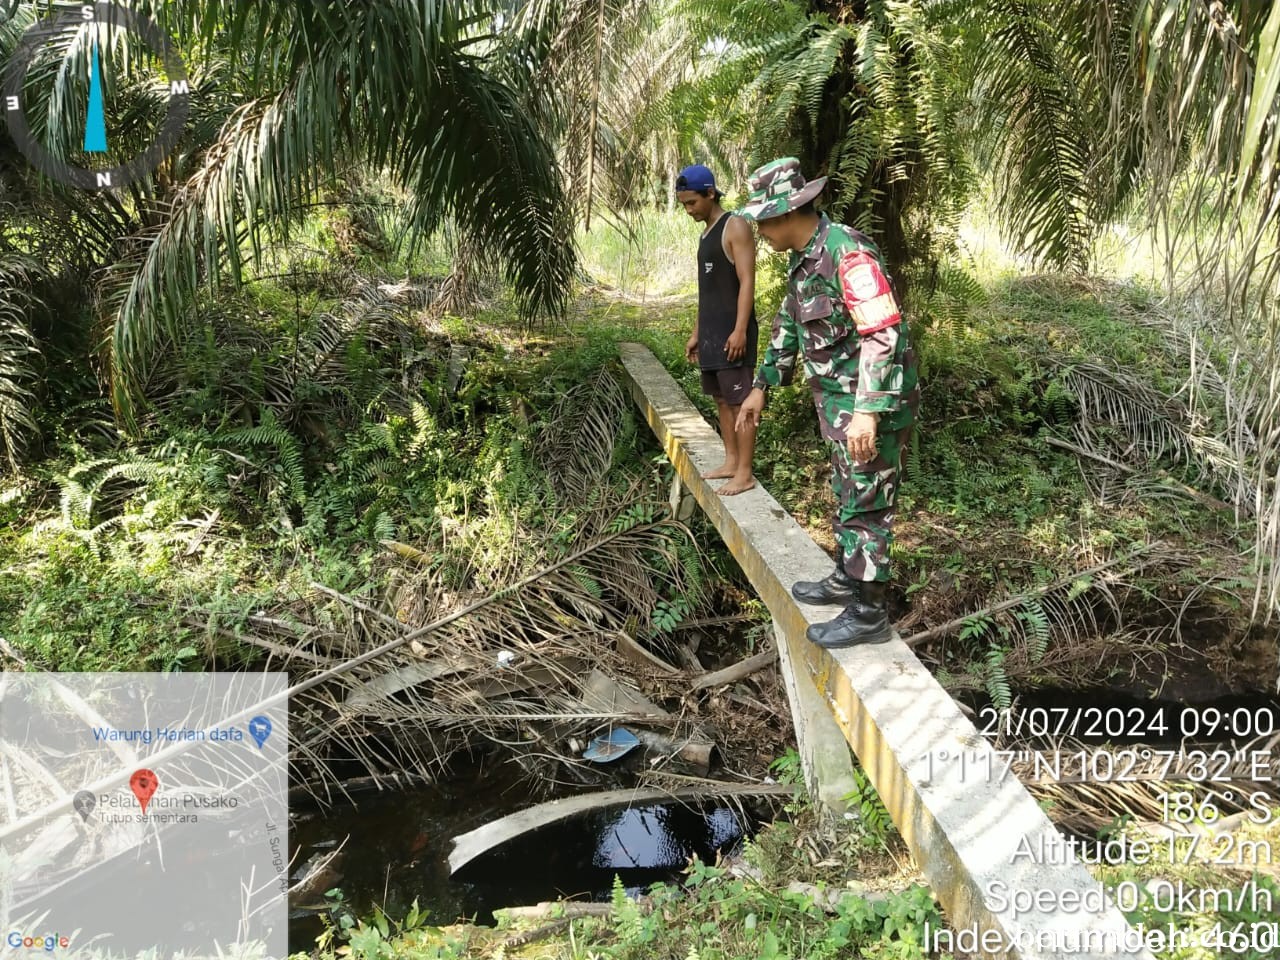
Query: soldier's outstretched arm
[[736, 388, 765, 432]]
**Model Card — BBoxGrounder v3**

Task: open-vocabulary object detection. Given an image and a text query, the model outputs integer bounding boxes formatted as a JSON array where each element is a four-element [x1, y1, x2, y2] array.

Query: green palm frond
[[94, 0, 574, 426], [967, 0, 1096, 269], [666, 0, 971, 278], [674, 0, 802, 49], [501, 0, 663, 226], [291, 281, 405, 402], [0, 254, 44, 469], [1239, 1, 1280, 178]]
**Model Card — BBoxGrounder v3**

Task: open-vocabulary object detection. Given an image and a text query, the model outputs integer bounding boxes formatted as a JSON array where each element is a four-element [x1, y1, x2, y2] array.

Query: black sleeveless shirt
[[697, 213, 757, 371]]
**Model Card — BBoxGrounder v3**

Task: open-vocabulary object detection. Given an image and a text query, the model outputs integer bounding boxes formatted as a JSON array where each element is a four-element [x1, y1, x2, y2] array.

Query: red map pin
[[130, 769, 158, 814]]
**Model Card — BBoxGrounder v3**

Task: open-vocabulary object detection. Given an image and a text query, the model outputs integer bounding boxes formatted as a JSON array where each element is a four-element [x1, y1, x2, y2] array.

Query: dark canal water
[[286, 765, 756, 952]]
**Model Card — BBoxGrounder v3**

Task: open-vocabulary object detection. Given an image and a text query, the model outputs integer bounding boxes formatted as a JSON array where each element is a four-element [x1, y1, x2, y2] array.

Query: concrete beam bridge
[[617, 342, 1152, 960]]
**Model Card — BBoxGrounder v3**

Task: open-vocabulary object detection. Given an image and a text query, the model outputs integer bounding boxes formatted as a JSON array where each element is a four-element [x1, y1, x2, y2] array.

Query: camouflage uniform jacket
[[752, 215, 919, 441]]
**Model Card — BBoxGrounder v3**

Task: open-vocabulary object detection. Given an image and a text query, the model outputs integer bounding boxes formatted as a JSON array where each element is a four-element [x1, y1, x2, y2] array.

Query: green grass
[[576, 209, 699, 297], [291, 863, 944, 960]]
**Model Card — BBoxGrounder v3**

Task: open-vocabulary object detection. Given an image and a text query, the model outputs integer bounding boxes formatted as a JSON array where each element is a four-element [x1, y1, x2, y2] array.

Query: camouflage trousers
[[828, 422, 912, 583]]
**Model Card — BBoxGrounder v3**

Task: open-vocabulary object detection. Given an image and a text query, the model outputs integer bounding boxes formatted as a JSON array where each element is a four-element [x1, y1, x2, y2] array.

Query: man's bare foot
[[703, 462, 737, 479], [718, 474, 756, 496]]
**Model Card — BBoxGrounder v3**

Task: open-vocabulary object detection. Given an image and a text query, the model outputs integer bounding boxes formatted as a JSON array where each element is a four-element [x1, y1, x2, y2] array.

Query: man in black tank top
[[676, 164, 759, 495]]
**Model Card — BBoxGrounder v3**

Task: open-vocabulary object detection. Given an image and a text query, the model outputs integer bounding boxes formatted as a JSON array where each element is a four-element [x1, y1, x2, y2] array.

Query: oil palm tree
[[967, 0, 1280, 618], [666, 0, 972, 284], [666, 0, 1280, 621], [1, 0, 576, 435]]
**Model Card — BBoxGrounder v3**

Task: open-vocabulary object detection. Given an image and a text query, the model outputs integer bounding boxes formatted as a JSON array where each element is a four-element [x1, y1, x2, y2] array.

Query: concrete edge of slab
[[616, 342, 1153, 960], [448, 783, 798, 875], [770, 620, 859, 819]]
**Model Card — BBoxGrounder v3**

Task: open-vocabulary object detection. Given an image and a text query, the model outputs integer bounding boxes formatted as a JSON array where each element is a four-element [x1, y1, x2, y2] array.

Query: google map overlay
[[0, 673, 288, 958]]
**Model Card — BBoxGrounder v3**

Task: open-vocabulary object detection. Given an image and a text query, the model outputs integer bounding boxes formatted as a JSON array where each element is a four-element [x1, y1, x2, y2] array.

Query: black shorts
[[700, 366, 753, 404]]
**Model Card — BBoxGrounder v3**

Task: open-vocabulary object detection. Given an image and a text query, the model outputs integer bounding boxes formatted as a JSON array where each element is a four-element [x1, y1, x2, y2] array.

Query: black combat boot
[[805, 580, 892, 647], [791, 566, 860, 605]]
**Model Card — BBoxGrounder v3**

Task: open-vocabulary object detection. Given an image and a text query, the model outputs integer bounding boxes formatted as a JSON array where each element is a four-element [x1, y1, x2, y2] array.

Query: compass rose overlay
[[3, 2, 190, 190]]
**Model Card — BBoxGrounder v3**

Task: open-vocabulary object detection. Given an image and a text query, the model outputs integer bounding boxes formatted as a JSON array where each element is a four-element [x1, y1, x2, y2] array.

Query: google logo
[[5, 932, 70, 951]]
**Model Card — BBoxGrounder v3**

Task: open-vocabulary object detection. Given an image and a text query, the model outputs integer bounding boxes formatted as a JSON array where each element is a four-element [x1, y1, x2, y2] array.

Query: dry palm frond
[[1104, 285, 1241, 417], [139, 270, 433, 430], [1130, 0, 1280, 625], [430, 231, 498, 319], [233, 467, 713, 806], [992, 733, 1278, 843], [927, 545, 1198, 702], [1061, 362, 1256, 511], [1066, 363, 1198, 463], [535, 367, 629, 504], [909, 543, 1170, 648], [504, 0, 660, 230], [938, 626, 1168, 700], [278, 276, 428, 417]]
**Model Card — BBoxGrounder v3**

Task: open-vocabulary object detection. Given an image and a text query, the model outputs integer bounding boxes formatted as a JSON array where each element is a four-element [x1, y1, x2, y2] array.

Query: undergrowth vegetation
[[3, 194, 1274, 960], [0, 259, 693, 675], [302, 869, 943, 960], [5, 193, 1266, 750], [3, 1, 1278, 956]]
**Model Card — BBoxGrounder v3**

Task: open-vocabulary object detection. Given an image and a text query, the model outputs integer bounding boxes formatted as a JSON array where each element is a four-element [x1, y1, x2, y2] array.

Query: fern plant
[[984, 645, 1013, 710], [214, 408, 307, 510], [852, 768, 895, 845], [1014, 597, 1051, 663]]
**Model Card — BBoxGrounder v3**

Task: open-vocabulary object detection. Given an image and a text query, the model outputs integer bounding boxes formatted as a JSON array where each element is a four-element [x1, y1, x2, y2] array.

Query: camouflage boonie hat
[[738, 157, 827, 222]]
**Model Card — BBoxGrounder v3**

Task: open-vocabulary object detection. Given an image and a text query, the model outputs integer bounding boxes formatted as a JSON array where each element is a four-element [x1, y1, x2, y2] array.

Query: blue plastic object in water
[[582, 728, 640, 763]]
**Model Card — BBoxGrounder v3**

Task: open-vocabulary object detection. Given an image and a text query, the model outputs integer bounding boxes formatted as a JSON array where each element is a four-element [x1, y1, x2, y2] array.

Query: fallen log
[[287, 771, 436, 807], [288, 843, 346, 907], [578, 668, 671, 720], [690, 647, 777, 691], [498, 902, 622, 921], [475, 657, 587, 699], [613, 631, 680, 675], [630, 729, 714, 776], [343, 660, 467, 710]]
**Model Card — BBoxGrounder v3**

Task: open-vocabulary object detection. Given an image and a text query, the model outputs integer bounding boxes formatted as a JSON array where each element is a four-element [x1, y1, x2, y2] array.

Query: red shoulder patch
[[838, 250, 901, 334]]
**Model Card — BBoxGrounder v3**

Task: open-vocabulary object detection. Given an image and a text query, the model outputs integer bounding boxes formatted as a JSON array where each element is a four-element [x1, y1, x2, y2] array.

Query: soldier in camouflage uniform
[[734, 157, 919, 647]]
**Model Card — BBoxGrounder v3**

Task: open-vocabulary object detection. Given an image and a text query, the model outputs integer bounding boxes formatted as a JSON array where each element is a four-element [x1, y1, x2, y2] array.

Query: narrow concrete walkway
[[618, 343, 1152, 960]]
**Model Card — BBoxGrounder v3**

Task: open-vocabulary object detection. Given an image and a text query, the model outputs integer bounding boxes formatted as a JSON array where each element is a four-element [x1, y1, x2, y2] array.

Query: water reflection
[[288, 788, 754, 951]]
